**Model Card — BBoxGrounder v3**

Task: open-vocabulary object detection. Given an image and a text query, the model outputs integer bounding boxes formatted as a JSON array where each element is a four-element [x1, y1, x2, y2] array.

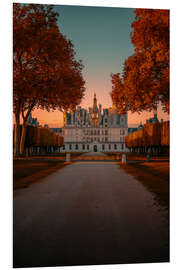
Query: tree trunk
[[14, 113, 20, 157], [19, 102, 35, 156], [19, 123, 27, 155]]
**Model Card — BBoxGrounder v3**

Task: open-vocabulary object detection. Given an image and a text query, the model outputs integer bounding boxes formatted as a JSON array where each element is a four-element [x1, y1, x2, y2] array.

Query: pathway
[[13, 153, 169, 267]]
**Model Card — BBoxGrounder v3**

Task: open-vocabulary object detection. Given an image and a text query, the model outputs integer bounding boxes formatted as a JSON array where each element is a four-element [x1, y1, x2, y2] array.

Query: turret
[[93, 93, 98, 114]]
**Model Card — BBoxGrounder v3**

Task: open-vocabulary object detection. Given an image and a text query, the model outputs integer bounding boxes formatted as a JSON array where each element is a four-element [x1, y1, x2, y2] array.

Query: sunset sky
[[32, 5, 169, 127]]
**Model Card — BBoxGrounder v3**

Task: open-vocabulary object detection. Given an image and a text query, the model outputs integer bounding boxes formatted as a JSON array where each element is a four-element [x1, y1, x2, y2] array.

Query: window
[[109, 144, 111, 150], [122, 144, 124, 150], [63, 145, 65, 150], [114, 144, 117, 150], [102, 144, 105, 150], [75, 144, 78, 150], [69, 144, 72, 150], [98, 130, 100, 135], [83, 144, 85, 150], [105, 137, 108, 142], [94, 130, 96, 135], [105, 130, 108, 135], [87, 145, 89, 150]]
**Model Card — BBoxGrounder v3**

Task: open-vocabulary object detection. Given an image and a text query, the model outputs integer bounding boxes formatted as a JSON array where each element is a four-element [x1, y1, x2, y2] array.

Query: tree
[[111, 8, 169, 114], [111, 73, 126, 114], [13, 3, 85, 155]]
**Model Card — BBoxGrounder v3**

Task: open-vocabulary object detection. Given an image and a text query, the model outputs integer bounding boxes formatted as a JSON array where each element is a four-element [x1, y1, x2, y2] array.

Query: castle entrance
[[93, 145, 97, 152]]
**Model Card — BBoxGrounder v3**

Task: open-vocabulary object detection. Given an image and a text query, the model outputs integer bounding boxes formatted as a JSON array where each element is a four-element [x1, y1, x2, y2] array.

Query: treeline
[[13, 125, 64, 156], [125, 121, 169, 155]]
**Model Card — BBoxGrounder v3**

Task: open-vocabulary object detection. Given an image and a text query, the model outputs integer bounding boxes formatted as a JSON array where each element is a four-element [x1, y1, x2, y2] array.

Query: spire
[[93, 93, 98, 113]]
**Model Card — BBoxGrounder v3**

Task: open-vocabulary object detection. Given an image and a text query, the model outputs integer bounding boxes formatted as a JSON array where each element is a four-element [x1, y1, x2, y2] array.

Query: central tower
[[91, 93, 99, 127]]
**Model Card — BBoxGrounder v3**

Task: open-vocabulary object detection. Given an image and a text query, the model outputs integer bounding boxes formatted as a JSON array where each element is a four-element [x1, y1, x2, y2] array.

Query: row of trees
[[125, 121, 169, 151], [111, 9, 169, 114], [13, 4, 85, 156], [14, 125, 64, 156]]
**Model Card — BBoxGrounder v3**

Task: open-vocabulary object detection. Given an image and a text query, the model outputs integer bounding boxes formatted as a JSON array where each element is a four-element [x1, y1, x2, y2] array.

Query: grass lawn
[[106, 152, 169, 161], [13, 152, 85, 190], [120, 160, 169, 209], [13, 158, 67, 190]]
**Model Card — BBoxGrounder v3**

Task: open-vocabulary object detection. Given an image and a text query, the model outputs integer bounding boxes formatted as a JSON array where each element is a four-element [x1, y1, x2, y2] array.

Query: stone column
[[122, 154, 127, 164], [66, 153, 71, 162]]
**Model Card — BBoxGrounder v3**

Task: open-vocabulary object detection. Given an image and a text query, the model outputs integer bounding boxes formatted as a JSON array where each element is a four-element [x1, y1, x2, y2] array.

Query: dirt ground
[[13, 159, 67, 190], [120, 160, 169, 209]]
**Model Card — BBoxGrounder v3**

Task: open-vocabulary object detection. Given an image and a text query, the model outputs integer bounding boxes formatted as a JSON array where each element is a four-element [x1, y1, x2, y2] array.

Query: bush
[[125, 121, 169, 148]]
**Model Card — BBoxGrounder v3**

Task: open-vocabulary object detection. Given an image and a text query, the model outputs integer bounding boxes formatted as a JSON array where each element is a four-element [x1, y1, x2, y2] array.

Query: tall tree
[[111, 8, 169, 114], [13, 4, 85, 155]]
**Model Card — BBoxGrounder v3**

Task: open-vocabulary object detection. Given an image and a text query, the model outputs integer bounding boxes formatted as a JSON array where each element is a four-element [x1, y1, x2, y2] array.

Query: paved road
[[13, 156, 169, 268]]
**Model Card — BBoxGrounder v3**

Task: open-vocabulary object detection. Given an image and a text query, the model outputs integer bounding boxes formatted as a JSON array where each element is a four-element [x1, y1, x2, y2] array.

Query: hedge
[[125, 121, 169, 148], [16, 125, 64, 148]]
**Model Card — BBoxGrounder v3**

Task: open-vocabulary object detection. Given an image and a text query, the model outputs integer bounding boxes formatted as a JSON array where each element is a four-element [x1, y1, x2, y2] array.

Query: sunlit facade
[[60, 94, 128, 152]]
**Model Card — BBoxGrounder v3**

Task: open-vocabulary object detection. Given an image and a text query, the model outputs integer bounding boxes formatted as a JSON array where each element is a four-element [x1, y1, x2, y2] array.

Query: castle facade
[[60, 94, 128, 152]]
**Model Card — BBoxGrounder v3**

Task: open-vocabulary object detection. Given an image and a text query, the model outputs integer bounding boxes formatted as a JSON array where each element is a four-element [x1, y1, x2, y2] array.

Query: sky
[[32, 4, 169, 127]]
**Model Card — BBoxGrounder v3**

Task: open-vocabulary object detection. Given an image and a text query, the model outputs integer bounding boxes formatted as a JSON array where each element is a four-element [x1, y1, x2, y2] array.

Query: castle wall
[[60, 94, 128, 152]]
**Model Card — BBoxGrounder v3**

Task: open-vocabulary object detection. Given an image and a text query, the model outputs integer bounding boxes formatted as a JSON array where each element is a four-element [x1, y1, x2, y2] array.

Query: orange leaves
[[111, 8, 169, 114], [125, 121, 169, 148], [13, 3, 85, 114], [24, 126, 64, 147], [13, 3, 85, 155]]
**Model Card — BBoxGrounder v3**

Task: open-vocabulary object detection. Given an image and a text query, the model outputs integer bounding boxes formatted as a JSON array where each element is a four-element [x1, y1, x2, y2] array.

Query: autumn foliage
[[125, 121, 169, 148], [111, 9, 169, 114], [13, 125, 64, 155], [24, 126, 63, 148], [13, 3, 85, 156]]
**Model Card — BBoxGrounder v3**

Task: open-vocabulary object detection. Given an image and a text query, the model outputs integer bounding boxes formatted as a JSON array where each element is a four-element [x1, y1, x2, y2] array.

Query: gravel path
[[13, 157, 169, 268]]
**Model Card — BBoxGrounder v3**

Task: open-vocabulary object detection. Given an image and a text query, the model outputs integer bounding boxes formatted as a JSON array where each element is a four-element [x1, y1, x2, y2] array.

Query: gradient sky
[[32, 4, 169, 127]]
